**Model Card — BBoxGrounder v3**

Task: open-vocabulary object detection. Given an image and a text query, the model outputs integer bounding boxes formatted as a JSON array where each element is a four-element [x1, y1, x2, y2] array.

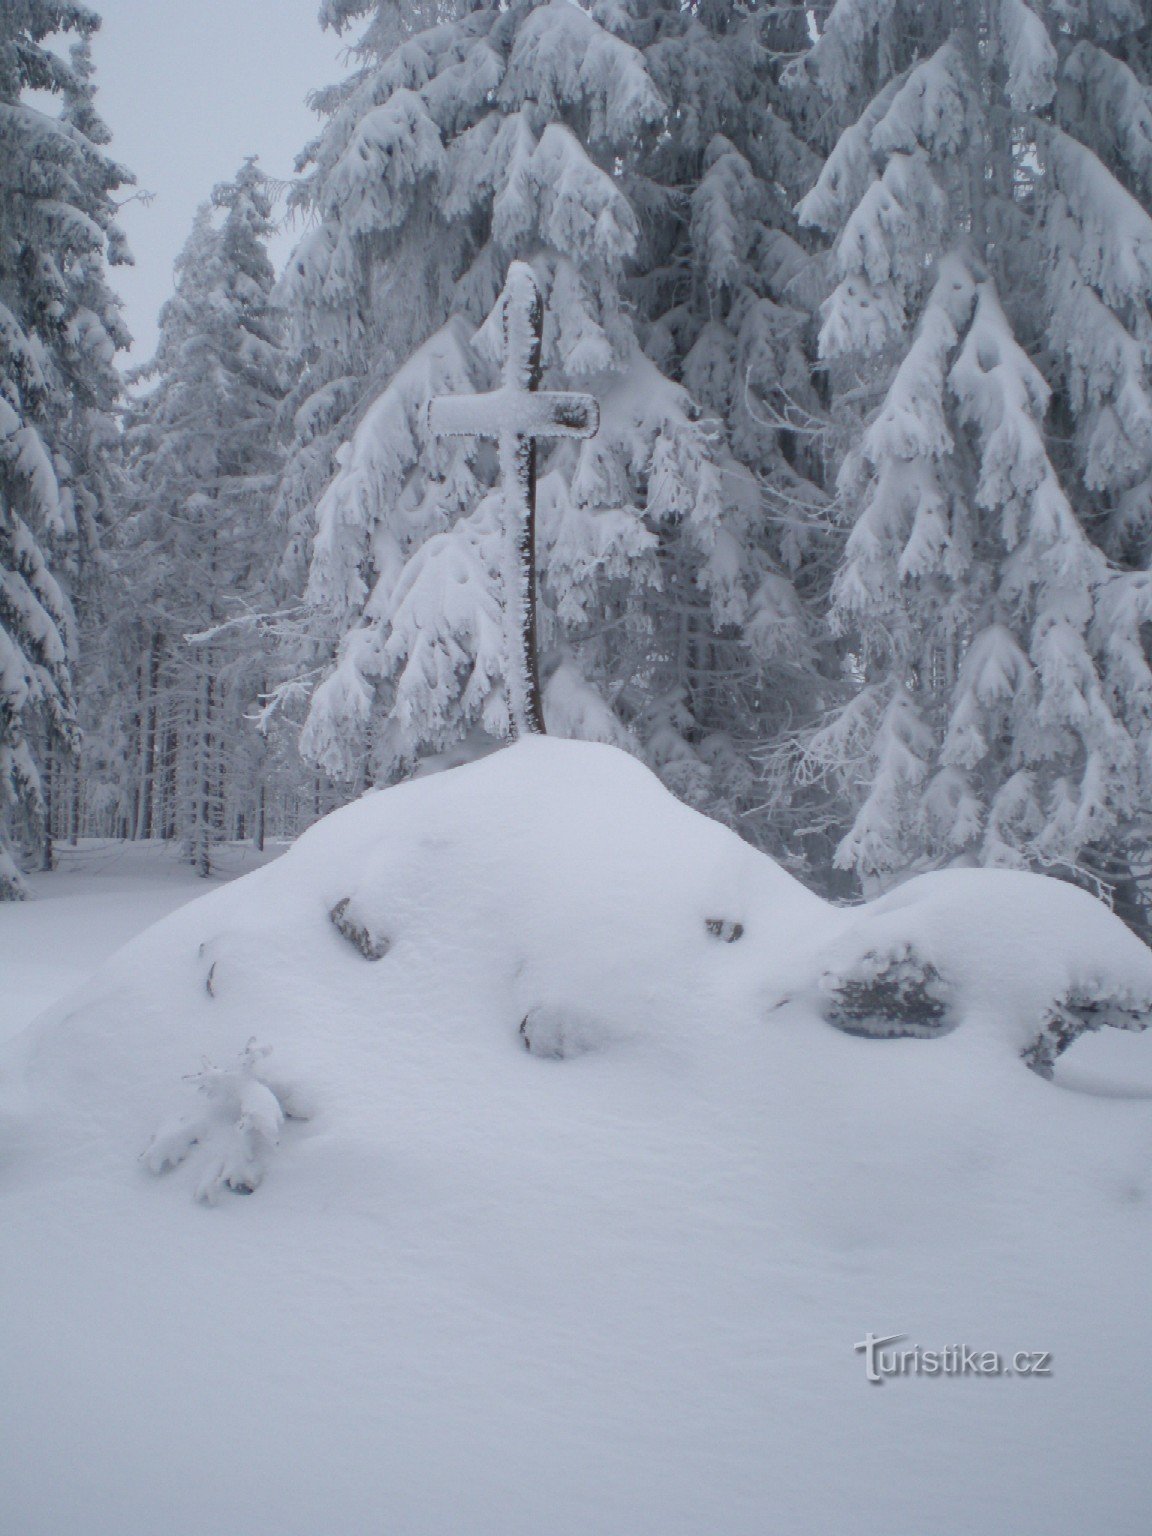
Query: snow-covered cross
[[428, 262, 599, 736]]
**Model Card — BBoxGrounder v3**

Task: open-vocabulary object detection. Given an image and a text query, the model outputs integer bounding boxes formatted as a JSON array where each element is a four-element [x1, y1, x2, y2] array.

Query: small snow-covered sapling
[[143, 1039, 312, 1203]]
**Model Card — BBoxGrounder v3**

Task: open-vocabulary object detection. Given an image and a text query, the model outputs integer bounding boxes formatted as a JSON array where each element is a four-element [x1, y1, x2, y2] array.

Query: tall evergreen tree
[[792, 0, 1152, 923], [275, 0, 824, 850], [0, 2, 131, 895], [120, 160, 289, 875]]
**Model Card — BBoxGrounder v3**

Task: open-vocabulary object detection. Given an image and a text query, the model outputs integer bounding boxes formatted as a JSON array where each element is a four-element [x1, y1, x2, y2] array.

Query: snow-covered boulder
[[809, 868, 1152, 1075], [3, 739, 1152, 1536]]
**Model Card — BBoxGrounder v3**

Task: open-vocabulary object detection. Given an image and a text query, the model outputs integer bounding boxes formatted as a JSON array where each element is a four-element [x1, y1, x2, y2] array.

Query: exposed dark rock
[[329, 897, 390, 961], [1022, 986, 1151, 1079], [822, 943, 954, 1039], [705, 918, 744, 943]]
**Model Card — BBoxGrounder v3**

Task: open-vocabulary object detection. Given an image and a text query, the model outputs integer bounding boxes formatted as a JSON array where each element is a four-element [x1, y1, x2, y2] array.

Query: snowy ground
[[0, 839, 284, 1044], [3, 745, 1152, 1536]]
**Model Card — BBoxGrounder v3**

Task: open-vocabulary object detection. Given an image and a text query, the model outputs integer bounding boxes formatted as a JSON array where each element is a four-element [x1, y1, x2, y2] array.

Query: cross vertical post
[[504, 268, 545, 733], [428, 262, 599, 738]]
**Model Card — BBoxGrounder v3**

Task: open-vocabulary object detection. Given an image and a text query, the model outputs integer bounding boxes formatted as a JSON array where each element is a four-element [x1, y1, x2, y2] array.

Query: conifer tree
[[276, 0, 823, 849], [0, 2, 131, 895], [120, 160, 289, 874], [792, 0, 1152, 923]]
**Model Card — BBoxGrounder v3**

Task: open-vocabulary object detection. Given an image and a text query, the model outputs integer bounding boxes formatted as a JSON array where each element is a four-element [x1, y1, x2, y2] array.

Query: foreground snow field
[[3, 740, 1152, 1536]]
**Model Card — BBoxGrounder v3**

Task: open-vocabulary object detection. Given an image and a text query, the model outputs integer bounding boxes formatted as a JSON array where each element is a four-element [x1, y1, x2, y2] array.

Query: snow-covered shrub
[[144, 1039, 311, 1204]]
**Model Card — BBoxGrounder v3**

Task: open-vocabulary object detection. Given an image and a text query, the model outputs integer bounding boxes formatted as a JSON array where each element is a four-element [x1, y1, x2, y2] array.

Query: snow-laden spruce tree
[[120, 160, 289, 874], [276, 0, 824, 845], [0, 2, 131, 895], [792, 0, 1152, 921], [600, 0, 832, 839]]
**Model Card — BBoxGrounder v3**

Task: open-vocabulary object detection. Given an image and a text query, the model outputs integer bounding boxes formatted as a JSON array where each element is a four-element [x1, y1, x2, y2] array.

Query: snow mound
[[3, 739, 1152, 1536], [0, 739, 815, 1176], [4, 737, 1151, 1188]]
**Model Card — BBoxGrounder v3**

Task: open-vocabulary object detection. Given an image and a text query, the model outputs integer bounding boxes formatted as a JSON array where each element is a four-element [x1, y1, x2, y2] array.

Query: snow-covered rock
[[810, 866, 1152, 1073], [2, 739, 1152, 1536]]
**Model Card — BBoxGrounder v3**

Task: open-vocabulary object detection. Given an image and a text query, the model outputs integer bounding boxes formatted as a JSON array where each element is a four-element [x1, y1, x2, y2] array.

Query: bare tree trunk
[[41, 739, 55, 872], [134, 632, 162, 841], [70, 760, 80, 846], [194, 651, 215, 878], [518, 430, 546, 735], [161, 717, 178, 841], [254, 671, 268, 852]]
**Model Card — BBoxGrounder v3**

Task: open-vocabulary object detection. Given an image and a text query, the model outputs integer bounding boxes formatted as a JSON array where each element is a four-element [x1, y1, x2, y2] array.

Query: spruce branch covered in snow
[[0, 2, 131, 895], [791, 0, 1152, 925]]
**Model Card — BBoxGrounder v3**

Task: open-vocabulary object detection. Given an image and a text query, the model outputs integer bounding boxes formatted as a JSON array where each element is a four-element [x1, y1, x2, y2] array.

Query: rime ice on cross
[[428, 262, 599, 736]]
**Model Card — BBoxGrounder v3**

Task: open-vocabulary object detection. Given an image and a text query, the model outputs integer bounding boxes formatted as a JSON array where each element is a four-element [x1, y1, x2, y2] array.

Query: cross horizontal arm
[[429, 386, 599, 442]]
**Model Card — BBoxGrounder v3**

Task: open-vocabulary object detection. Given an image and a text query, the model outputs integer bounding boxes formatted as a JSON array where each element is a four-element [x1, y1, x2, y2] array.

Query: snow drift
[[2, 739, 1151, 1536]]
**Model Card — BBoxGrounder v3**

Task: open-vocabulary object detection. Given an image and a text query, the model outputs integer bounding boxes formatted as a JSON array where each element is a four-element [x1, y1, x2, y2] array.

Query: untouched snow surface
[[0, 838, 283, 1045], [3, 739, 1152, 1535]]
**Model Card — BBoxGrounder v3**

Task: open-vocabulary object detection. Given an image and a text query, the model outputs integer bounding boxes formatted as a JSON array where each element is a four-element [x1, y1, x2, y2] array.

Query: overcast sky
[[90, 1, 348, 364]]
